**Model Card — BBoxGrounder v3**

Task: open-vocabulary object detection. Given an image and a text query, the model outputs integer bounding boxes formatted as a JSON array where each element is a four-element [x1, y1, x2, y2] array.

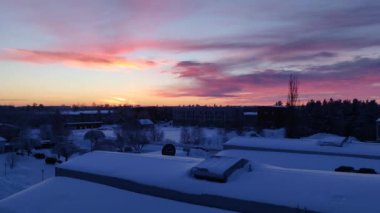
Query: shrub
[[33, 153, 46, 159], [45, 157, 58, 165], [335, 166, 354, 173], [356, 168, 377, 174]]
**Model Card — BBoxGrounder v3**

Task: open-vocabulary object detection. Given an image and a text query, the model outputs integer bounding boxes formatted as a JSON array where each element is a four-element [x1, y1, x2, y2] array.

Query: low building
[[243, 112, 258, 129], [0, 136, 6, 153], [64, 121, 103, 129], [61, 110, 113, 123], [137, 119, 154, 129], [172, 106, 286, 129], [377, 118, 380, 141]]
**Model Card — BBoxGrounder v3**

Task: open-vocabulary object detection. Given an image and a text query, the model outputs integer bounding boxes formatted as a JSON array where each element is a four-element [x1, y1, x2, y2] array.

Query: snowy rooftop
[[243, 112, 258, 116], [54, 151, 380, 212], [61, 110, 111, 115], [191, 156, 248, 182], [224, 136, 380, 158], [0, 137, 5, 142], [0, 177, 225, 213], [138, 119, 154, 125], [377, 118, 380, 122]]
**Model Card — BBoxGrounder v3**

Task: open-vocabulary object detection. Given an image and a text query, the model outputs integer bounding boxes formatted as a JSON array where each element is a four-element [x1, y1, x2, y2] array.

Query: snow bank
[[57, 151, 380, 213], [0, 177, 226, 213], [0, 154, 55, 200], [261, 128, 285, 138]]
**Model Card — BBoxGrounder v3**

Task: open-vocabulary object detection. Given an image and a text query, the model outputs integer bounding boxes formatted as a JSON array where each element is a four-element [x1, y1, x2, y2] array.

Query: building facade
[[377, 118, 380, 141]]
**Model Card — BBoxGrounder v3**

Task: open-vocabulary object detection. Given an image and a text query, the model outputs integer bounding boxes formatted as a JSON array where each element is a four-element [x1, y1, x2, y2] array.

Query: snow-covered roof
[[191, 156, 248, 182], [377, 118, 380, 122], [61, 110, 111, 115], [243, 112, 258, 116], [0, 136, 6, 142], [138, 119, 154, 125], [55, 151, 380, 212], [224, 136, 380, 158], [0, 177, 220, 213]]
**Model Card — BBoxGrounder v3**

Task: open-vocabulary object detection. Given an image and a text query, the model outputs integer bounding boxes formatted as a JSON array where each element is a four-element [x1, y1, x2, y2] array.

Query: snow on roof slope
[[243, 112, 258, 116], [0, 177, 226, 213], [57, 151, 380, 213], [193, 156, 245, 175], [377, 118, 380, 122], [0, 137, 5, 142], [218, 149, 380, 172], [61, 110, 111, 115], [138, 119, 154, 125], [225, 136, 380, 157]]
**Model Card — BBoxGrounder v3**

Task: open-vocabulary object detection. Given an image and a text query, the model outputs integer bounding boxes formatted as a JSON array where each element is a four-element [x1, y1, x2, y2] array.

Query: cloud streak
[[159, 57, 380, 103], [0, 49, 159, 71]]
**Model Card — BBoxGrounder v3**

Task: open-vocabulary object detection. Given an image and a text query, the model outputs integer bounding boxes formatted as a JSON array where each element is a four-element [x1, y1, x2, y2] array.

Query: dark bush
[[335, 166, 355, 173], [356, 168, 377, 174], [45, 157, 57, 165], [162, 144, 176, 156], [33, 153, 46, 159]]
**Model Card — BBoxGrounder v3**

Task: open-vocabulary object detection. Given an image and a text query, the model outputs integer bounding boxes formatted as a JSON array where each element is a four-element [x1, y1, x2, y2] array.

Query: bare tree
[[116, 125, 149, 153], [149, 126, 164, 142], [84, 130, 106, 151], [39, 125, 53, 141], [287, 74, 299, 107], [6, 152, 18, 169], [13, 128, 33, 155], [180, 127, 191, 145], [180, 127, 191, 156], [53, 140, 78, 161], [286, 74, 300, 138], [190, 127, 206, 146]]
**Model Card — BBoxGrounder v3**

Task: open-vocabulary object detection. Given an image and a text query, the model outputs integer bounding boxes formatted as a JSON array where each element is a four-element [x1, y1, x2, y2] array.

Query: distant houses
[[172, 106, 285, 129], [60, 110, 113, 129], [377, 118, 380, 141], [0, 136, 6, 153], [137, 119, 154, 129]]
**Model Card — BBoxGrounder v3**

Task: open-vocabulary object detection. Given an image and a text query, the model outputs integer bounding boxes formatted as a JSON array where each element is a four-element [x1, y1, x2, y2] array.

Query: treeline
[[287, 99, 380, 141]]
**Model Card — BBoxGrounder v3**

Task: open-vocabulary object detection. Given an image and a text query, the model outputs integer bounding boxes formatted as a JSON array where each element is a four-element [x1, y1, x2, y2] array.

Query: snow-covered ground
[[55, 151, 380, 213], [0, 153, 55, 200], [2, 125, 380, 212], [0, 177, 227, 213]]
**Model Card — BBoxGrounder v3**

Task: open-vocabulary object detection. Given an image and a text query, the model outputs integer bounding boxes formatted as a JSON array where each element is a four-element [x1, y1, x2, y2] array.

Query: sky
[[0, 0, 380, 106]]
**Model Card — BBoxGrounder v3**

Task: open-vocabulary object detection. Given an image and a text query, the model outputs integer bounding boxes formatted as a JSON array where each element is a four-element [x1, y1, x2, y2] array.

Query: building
[[377, 118, 380, 141], [137, 119, 154, 129], [61, 110, 112, 123], [243, 112, 258, 129], [172, 106, 286, 129], [64, 121, 103, 129], [0, 136, 6, 153], [172, 106, 245, 128]]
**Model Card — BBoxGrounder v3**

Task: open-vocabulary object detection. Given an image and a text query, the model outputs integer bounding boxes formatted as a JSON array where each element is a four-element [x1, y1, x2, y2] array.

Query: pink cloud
[[158, 57, 380, 104], [0, 49, 159, 71]]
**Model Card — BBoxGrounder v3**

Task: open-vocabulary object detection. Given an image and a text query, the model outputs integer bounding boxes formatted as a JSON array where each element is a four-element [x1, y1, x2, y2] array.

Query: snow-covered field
[[0, 177, 228, 213], [0, 153, 55, 200]]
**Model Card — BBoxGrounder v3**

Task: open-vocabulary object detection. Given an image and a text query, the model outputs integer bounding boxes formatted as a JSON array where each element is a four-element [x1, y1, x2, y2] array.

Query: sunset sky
[[0, 0, 380, 106]]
